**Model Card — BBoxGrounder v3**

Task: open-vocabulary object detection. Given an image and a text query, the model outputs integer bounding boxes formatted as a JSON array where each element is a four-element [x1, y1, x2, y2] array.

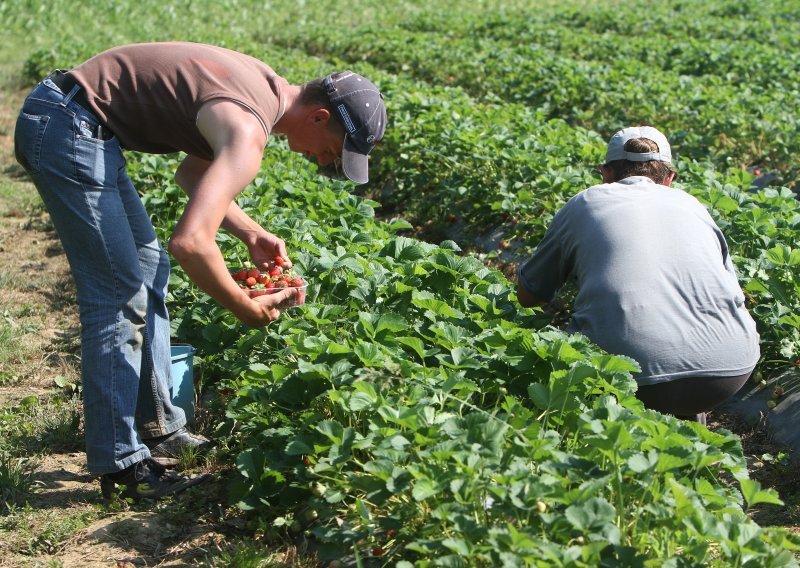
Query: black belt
[[49, 71, 92, 111]]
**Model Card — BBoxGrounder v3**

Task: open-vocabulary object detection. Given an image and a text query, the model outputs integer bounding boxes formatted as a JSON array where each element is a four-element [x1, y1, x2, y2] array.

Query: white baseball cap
[[604, 126, 672, 163]]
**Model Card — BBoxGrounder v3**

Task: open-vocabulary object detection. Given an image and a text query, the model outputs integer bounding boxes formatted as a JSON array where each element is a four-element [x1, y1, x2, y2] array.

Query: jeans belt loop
[[49, 70, 92, 112]]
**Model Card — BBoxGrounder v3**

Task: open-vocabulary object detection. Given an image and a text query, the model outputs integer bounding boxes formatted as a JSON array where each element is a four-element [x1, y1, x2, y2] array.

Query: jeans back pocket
[[14, 111, 50, 174]]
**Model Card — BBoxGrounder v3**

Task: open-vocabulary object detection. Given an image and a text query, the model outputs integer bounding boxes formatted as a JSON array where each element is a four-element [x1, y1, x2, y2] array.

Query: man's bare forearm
[[221, 201, 263, 246], [175, 154, 265, 247]]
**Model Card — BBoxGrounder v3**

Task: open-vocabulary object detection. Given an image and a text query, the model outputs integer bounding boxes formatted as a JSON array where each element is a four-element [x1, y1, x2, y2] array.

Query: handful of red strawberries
[[231, 257, 307, 305]]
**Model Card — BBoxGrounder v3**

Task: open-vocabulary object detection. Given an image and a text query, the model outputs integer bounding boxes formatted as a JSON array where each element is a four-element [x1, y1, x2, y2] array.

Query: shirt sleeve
[[517, 201, 575, 303]]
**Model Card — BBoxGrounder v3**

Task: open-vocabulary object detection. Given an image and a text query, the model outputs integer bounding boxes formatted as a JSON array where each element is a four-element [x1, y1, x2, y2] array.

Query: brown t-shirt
[[69, 42, 287, 160]]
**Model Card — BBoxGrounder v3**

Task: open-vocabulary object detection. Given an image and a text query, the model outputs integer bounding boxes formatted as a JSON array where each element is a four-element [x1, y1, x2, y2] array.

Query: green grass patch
[[0, 452, 35, 514], [0, 178, 41, 217], [0, 370, 21, 387], [9, 508, 98, 557], [0, 395, 83, 455], [0, 319, 26, 368], [199, 538, 318, 568], [0, 271, 37, 293]]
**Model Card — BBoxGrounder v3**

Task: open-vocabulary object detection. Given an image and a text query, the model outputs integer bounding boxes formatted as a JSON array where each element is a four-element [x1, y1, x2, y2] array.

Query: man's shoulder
[[563, 180, 670, 214], [566, 182, 615, 204]]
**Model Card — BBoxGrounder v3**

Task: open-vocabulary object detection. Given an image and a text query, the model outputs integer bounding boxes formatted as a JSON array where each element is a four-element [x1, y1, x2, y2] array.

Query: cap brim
[[341, 137, 369, 184]]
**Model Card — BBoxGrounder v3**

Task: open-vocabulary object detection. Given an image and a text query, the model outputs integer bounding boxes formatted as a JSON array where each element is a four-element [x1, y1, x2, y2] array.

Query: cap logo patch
[[367, 135, 376, 144], [338, 104, 357, 134]]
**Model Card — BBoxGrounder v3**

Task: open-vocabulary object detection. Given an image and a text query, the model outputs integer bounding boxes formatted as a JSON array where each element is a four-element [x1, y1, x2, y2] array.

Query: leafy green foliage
[[271, 4, 800, 184], [0, 452, 34, 514], [139, 147, 797, 565]]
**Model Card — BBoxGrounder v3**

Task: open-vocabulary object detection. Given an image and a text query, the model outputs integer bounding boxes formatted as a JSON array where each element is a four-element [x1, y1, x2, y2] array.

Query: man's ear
[[599, 164, 615, 184], [307, 108, 332, 125], [663, 171, 677, 187]]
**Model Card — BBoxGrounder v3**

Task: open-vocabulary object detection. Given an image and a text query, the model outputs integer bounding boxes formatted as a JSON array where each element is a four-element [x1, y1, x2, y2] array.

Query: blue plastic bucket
[[170, 344, 196, 425]]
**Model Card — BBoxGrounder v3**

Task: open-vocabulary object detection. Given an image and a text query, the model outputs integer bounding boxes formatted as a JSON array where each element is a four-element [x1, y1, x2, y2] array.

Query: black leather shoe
[[100, 458, 210, 501], [143, 427, 212, 459]]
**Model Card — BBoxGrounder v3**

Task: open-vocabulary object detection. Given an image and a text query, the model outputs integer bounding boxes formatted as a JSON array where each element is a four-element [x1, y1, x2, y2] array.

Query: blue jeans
[[14, 77, 186, 474]]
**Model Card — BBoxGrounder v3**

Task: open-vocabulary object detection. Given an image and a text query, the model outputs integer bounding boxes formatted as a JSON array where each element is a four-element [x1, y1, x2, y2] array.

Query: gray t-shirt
[[518, 176, 760, 385]]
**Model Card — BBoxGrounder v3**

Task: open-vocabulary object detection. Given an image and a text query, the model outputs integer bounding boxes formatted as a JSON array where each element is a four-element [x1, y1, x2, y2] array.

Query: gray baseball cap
[[324, 71, 387, 184], [605, 126, 672, 164]]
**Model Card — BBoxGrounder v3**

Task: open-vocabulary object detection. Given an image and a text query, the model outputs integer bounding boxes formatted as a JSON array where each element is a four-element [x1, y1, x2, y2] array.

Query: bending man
[[14, 42, 387, 500]]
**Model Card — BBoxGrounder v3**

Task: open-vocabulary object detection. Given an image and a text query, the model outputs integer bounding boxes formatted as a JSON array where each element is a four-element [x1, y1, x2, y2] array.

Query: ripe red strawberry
[[245, 277, 257, 287], [372, 547, 384, 557], [274, 256, 286, 267], [269, 266, 283, 278], [256, 274, 267, 284], [290, 277, 304, 288], [264, 281, 275, 289], [247, 268, 260, 279], [232, 270, 247, 281], [274, 279, 286, 288]]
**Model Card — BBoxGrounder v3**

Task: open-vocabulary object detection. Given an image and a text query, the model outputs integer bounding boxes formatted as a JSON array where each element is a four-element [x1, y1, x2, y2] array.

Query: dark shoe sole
[[101, 472, 211, 501]]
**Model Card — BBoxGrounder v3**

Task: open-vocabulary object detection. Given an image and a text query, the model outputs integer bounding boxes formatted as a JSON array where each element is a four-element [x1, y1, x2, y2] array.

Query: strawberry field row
[[391, 0, 800, 48], [266, 47, 800, 374], [270, 16, 800, 181], [436, 17, 799, 88], [135, 145, 797, 566]]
